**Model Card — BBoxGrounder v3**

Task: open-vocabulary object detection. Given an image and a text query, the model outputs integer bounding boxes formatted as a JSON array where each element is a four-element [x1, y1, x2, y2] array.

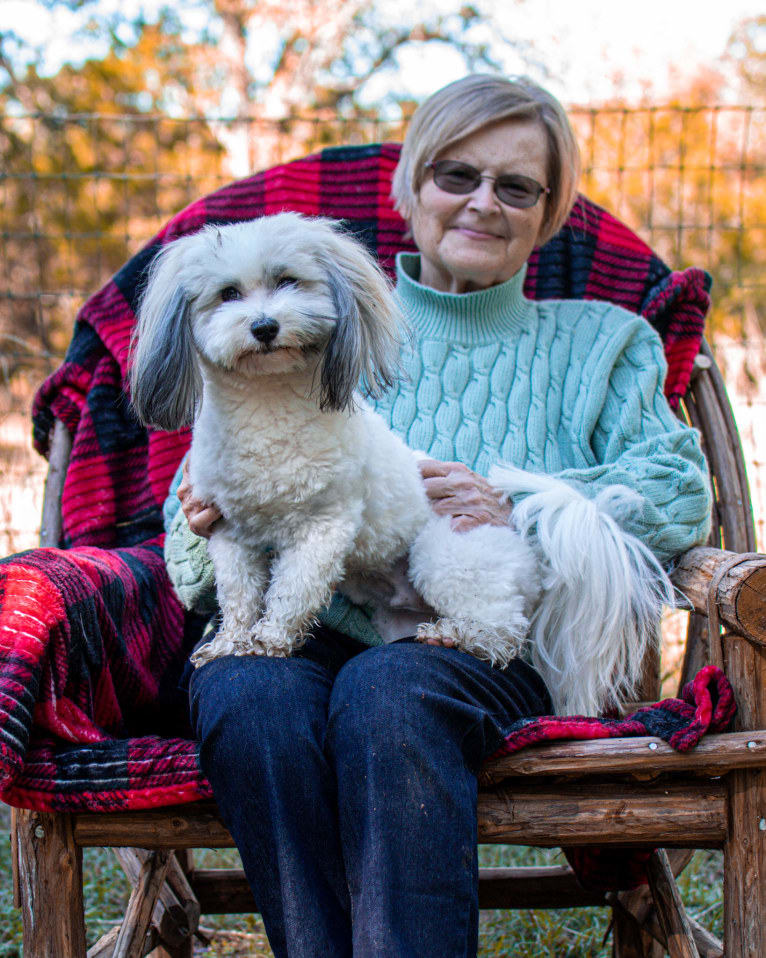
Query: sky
[[3, 0, 763, 105], [385, 0, 764, 104]]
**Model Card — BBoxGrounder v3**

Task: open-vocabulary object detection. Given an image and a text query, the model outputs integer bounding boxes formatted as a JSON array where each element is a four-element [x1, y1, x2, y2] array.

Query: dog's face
[[182, 218, 340, 378], [130, 212, 403, 429]]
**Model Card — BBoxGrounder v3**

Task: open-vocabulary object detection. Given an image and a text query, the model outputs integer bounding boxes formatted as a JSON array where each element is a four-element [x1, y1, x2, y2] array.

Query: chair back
[[32, 143, 713, 556]]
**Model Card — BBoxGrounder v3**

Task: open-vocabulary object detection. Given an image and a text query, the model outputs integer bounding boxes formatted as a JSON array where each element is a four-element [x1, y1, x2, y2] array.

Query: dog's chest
[[192, 400, 361, 533]]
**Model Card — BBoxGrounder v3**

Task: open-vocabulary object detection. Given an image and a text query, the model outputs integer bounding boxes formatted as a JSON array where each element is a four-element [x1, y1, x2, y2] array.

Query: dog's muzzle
[[250, 317, 280, 345]]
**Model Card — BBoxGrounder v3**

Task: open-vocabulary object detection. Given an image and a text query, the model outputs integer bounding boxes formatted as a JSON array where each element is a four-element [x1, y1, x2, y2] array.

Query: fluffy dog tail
[[489, 465, 675, 717]]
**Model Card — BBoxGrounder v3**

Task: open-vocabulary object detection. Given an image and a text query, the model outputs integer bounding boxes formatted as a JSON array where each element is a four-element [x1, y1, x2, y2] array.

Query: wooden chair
[[7, 156, 766, 957]]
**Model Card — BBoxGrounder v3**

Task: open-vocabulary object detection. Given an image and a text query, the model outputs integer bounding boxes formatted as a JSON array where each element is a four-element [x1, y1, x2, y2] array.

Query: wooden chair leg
[[112, 850, 171, 958], [646, 849, 700, 957], [611, 849, 695, 958], [724, 768, 766, 958], [163, 850, 196, 958], [611, 896, 663, 958], [113, 848, 198, 954], [14, 808, 87, 958], [611, 903, 650, 958]]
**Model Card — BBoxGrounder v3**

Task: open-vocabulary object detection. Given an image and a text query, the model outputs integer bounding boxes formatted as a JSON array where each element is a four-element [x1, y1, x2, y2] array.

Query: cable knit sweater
[[163, 253, 712, 644]]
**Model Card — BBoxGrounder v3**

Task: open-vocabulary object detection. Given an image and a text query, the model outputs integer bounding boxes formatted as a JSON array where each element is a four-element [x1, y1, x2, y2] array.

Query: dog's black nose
[[250, 318, 280, 344]]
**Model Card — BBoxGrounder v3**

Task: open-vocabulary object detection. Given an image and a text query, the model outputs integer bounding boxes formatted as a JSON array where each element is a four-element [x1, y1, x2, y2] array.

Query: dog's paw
[[416, 618, 526, 669], [416, 620, 456, 647], [251, 620, 305, 658], [190, 629, 263, 668], [190, 622, 308, 667]]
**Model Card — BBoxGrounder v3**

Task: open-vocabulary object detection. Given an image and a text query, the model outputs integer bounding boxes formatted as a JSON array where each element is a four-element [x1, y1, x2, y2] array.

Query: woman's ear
[[129, 238, 201, 430]]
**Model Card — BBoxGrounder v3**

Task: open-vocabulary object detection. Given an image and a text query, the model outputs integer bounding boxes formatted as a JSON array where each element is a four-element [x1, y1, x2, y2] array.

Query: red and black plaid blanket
[[0, 143, 733, 890]]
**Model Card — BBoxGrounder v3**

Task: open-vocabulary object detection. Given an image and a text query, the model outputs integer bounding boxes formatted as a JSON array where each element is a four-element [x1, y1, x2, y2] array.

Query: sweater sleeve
[[545, 319, 711, 564], [163, 457, 219, 615]]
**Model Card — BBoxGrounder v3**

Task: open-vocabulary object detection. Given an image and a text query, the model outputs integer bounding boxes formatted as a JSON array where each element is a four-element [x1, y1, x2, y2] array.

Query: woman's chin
[[435, 260, 518, 293], [427, 244, 526, 292]]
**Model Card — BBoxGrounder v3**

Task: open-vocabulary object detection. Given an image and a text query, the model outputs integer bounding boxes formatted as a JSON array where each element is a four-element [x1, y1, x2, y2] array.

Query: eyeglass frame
[[424, 160, 550, 210]]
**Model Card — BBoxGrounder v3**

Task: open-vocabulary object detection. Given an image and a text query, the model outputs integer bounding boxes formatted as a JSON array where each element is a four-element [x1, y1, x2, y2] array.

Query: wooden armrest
[[40, 418, 72, 548], [479, 729, 766, 784], [670, 546, 766, 646]]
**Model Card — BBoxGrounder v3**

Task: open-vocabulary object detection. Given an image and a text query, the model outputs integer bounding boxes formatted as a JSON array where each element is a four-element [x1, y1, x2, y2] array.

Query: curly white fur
[[130, 213, 540, 669]]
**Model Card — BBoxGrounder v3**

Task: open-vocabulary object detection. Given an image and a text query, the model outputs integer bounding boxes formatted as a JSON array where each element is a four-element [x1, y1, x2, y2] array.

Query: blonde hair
[[391, 75, 581, 246]]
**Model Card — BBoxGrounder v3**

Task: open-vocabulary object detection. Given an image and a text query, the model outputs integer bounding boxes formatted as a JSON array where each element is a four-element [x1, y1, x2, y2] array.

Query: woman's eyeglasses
[[426, 160, 550, 209]]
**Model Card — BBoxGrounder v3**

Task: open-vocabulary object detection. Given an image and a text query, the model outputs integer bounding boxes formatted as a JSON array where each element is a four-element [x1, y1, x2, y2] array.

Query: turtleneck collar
[[394, 252, 533, 344]]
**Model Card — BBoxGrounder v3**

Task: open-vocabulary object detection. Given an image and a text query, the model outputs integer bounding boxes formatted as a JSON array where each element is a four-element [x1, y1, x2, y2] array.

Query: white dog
[[130, 213, 542, 672]]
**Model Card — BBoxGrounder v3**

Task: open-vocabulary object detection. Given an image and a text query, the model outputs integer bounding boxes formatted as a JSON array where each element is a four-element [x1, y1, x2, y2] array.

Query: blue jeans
[[189, 630, 551, 958]]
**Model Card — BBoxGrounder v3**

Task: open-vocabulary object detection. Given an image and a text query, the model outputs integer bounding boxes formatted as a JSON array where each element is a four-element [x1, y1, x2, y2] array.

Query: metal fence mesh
[[1, 106, 764, 363], [0, 105, 764, 551]]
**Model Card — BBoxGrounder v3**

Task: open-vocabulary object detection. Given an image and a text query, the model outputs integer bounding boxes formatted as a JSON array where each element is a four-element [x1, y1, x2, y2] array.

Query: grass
[[1, 801, 724, 957]]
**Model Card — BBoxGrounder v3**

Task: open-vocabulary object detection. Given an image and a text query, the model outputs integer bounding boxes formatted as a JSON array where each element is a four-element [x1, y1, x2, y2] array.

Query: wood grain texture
[[113, 849, 196, 950], [16, 809, 87, 958], [671, 546, 766, 646], [74, 804, 236, 849], [187, 864, 608, 914], [113, 850, 171, 958], [646, 849, 700, 957], [724, 768, 766, 958], [477, 782, 726, 847], [72, 784, 727, 851], [38, 418, 71, 548], [480, 731, 766, 783]]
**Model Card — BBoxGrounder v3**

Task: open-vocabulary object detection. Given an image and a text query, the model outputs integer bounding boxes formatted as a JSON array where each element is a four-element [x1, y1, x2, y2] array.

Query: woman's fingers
[[177, 458, 222, 538], [189, 506, 223, 538], [417, 458, 470, 482], [429, 496, 498, 525], [177, 458, 193, 503], [417, 458, 511, 528]]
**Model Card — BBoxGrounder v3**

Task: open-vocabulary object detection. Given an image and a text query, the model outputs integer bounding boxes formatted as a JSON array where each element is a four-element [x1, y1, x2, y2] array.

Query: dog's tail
[[489, 465, 675, 717]]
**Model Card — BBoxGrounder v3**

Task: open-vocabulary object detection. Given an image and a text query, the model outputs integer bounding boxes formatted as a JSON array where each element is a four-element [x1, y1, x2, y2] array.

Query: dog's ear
[[129, 239, 201, 430], [318, 226, 403, 412]]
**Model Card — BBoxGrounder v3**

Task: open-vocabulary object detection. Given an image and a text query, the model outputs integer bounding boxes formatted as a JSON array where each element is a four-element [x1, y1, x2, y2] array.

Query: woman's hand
[[417, 458, 512, 532], [177, 459, 222, 538]]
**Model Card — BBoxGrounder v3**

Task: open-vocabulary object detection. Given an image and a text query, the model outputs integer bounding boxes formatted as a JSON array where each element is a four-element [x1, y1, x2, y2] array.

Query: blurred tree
[[0, 0, 532, 390], [571, 67, 765, 340], [726, 14, 766, 101], [18, 0, 531, 169], [0, 18, 225, 386]]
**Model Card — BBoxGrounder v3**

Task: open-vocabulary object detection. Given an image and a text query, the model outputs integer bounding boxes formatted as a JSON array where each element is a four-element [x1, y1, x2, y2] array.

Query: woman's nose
[[466, 177, 500, 213]]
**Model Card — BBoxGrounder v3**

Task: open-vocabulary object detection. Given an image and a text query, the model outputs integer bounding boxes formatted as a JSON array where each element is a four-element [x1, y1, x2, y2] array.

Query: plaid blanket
[[0, 143, 729, 890]]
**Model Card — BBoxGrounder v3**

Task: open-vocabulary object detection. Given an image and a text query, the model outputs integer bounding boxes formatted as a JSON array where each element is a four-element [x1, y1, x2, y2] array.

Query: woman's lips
[[452, 225, 506, 240]]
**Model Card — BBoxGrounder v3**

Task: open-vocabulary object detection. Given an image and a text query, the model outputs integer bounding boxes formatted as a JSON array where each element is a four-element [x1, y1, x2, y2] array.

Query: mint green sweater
[[163, 253, 711, 641]]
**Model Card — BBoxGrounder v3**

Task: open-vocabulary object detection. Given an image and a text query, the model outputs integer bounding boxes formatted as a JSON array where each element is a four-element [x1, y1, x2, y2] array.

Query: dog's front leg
[[252, 515, 361, 657], [190, 534, 270, 668]]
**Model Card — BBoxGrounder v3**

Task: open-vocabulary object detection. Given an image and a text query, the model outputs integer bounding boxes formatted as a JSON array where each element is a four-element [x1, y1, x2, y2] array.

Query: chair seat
[[68, 731, 759, 853]]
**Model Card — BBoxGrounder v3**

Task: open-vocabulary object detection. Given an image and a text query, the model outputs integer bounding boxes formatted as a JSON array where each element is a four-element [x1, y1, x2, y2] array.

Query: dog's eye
[[274, 275, 299, 291], [220, 285, 242, 302]]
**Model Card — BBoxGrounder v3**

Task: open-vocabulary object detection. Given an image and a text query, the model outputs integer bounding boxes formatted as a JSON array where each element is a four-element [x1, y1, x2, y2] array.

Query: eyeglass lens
[[429, 161, 546, 209]]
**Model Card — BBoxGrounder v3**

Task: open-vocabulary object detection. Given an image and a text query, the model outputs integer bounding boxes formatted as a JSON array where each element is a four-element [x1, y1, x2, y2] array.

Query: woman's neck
[[395, 253, 533, 344]]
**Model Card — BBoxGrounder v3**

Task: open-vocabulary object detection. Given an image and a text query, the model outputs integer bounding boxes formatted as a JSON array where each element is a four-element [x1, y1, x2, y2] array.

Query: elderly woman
[[164, 74, 711, 957]]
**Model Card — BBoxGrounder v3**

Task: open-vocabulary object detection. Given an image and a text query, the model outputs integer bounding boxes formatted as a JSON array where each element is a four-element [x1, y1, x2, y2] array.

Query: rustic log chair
[[7, 148, 766, 958]]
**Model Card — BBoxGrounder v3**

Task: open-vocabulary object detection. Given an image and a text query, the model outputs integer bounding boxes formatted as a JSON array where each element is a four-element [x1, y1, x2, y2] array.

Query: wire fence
[[0, 105, 765, 552]]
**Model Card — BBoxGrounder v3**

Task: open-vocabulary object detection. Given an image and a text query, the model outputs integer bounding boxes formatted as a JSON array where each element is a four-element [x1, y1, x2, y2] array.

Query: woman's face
[[410, 118, 549, 294]]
